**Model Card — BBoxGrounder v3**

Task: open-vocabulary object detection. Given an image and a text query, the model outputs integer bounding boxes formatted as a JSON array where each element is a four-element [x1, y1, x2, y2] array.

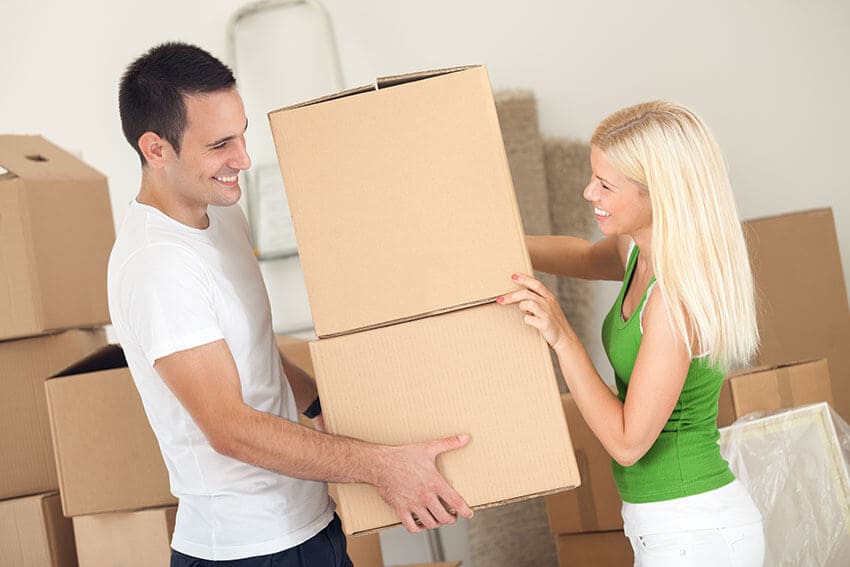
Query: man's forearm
[[217, 404, 382, 485]]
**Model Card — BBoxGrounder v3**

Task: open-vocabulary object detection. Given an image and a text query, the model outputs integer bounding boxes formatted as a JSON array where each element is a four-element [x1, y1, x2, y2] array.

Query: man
[[108, 42, 472, 565]]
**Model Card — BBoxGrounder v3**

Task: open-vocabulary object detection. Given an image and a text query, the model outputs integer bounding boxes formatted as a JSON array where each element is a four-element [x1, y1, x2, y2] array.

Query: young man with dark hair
[[108, 42, 472, 565]]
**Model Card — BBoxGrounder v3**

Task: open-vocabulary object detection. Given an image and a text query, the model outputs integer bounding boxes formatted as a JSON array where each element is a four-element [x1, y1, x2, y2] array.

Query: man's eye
[[211, 142, 227, 150]]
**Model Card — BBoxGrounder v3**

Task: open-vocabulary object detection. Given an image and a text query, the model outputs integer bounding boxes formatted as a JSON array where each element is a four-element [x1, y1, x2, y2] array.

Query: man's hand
[[374, 434, 474, 533]]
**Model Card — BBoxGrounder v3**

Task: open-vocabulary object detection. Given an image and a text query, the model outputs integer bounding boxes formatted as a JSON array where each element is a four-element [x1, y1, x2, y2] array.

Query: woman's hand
[[497, 273, 576, 351]]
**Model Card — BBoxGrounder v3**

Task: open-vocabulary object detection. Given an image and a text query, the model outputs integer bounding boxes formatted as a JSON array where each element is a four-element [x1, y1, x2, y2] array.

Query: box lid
[[0, 135, 105, 181]]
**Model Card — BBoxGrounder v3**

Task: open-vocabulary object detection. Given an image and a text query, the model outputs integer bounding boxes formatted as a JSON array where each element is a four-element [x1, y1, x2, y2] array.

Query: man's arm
[[154, 339, 473, 532]]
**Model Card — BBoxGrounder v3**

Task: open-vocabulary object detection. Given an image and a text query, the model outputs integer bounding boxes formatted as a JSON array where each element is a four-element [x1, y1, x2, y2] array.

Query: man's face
[[166, 87, 250, 209]]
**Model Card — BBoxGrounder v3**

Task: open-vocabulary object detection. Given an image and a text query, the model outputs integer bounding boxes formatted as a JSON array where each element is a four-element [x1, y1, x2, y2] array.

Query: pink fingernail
[[511, 274, 519, 280]]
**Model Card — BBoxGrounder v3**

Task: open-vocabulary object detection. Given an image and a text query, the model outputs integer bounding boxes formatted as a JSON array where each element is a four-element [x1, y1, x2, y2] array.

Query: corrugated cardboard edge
[[725, 357, 825, 378], [344, 485, 579, 537]]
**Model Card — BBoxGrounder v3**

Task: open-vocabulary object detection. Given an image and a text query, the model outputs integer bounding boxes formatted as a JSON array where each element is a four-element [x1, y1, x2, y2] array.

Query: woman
[[498, 101, 765, 566]]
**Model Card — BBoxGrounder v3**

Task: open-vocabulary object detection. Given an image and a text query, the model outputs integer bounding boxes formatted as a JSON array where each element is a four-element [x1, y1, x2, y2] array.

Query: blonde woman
[[498, 101, 765, 566]]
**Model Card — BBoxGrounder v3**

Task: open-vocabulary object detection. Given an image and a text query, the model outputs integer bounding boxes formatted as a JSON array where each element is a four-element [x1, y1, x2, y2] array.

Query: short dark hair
[[119, 42, 236, 164]]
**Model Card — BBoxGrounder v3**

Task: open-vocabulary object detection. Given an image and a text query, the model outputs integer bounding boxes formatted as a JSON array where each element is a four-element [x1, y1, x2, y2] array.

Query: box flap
[[376, 65, 478, 89], [49, 344, 126, 379], [269, 84, 375, 114], [0, 135, 105, 181]]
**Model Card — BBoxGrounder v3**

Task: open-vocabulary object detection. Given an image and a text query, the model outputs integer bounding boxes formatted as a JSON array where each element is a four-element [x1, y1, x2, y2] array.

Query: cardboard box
[[347, 532, 383, 567], [744, 208, 850, 419], [311, 302, 580, 534], [276, 334, 315, 376], [556, 530, 633, 566], [545, 394, 622, 534], [72, 505, 385, 567], [0, 135, 114, 340], [0, 492, 77, 567], [0, 328, 106, 500], [45, 345, 176, 516], [718, 358, 835, 427], [269, 66, 530, 337], [72, 506, 175, 567]]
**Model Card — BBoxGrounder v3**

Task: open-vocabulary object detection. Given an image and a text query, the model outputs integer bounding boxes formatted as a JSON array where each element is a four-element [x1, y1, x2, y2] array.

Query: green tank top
[[601, 245, 734, 503]]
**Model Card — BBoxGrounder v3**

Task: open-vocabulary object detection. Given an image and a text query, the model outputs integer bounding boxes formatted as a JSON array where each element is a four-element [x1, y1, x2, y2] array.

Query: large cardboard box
[[556, 530, 633, 566], [269, 65, 529, 338], [72, 504, 386, 567], [545, 394, 622, 534], [311, 302, 579, 534], [0, 492, 77, 567], [0, 135, 114, 340], [0, 329, 106, 500], [44, 345, 176, 516], [744, 208, 850, 419], [717, 358, 834, 427], [347, 533, 383, 567], [72, 506, 175, 567]]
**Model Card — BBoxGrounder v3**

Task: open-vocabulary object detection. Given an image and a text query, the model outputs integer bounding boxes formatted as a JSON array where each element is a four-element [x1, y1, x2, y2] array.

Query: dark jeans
[[170, 515, 353, 567]]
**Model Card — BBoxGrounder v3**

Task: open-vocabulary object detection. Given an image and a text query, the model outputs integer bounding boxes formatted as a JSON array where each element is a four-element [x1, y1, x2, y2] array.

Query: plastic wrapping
[[719, 402, 850, 565]]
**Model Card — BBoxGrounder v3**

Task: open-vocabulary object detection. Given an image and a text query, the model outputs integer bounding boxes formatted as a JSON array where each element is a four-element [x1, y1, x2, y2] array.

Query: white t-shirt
[[107, 200, 333, 560]]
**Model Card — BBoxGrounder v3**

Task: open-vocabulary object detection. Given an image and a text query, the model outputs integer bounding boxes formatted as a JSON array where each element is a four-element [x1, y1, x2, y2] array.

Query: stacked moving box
[[0, 135, 113, 566], [268, 65, 581, 536]]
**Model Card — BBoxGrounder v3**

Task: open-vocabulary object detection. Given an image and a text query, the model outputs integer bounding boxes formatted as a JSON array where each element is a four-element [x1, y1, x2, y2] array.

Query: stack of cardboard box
[[268, 65, 581, 537], [0, 135, 114, 566]]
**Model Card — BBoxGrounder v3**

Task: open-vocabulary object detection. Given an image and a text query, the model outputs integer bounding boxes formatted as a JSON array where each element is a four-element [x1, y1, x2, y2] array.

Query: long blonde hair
[[591, 101, 758, 370]]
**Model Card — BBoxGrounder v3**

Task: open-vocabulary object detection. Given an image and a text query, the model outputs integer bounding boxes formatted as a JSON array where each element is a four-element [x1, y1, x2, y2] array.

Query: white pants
[[628, 520, 765, 567]]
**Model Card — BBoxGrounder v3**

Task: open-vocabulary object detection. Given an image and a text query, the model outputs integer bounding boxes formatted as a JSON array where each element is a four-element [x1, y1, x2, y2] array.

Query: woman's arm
[[499, 274, 690, 466], [525, 234, 629, 281]]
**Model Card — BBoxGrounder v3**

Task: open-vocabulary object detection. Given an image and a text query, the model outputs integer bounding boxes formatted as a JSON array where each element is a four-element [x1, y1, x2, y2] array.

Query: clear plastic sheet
[[720, 402, 850, 566]]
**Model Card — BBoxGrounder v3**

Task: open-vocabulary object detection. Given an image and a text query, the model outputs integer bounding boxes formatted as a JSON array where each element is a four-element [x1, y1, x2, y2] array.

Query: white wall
[[2, 1, 848, 564]]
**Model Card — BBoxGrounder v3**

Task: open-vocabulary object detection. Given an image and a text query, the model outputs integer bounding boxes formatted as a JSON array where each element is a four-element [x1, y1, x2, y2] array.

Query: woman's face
[[583, 145, 653, 239]]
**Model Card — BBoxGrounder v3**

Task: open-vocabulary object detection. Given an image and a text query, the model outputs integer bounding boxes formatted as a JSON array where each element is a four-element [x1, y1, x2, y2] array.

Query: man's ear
[[138, 131, 170, 168]]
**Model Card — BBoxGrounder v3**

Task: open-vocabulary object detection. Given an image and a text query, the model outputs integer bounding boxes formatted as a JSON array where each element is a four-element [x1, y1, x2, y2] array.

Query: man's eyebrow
[[206, 119, 248, 148]]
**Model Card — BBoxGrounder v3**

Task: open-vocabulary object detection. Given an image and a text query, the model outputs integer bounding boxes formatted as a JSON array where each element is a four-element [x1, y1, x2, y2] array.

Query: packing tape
[[776, 366, 795, 408], [575, 449, 599, 530]]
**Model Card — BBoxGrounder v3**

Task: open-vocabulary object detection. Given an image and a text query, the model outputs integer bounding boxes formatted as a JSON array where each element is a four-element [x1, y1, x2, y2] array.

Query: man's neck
[[138, 173, 209, 229]]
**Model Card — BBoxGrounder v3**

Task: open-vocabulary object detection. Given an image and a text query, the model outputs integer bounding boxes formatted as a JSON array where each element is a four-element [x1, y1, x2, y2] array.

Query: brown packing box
[[311, 302, 580, 535], [276, 334, 315, 376], [346, 532, 383, 567], [73, 506, 175, 567], [269, 65, 530, 338], [44, 344, 176, 516], [717, 358, 834, 427], [744, 208, 850, 420], [72, 504, 385, 567], [545, 393, 622, 534], [0, 492, 77, 567], [556, 530, 633, 567], [0, 135, 114, 341], [0, 328, 106, 500]]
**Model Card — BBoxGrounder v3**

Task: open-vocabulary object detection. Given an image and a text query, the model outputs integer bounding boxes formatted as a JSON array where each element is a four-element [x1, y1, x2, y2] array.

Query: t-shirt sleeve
[[114, 244, 225, 364]]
